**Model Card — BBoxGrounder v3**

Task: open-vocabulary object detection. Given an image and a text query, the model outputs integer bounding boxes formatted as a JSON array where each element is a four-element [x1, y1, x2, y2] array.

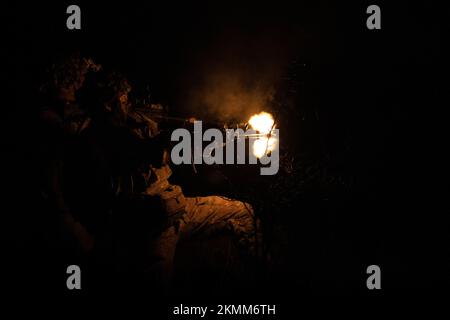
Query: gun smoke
[[179, 27, 300, 124]]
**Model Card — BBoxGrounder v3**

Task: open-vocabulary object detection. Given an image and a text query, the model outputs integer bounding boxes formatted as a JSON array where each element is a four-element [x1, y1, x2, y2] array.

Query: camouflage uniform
[[38, 55, 100, 254], [44, 69, 260, 292], [130, 113, 260, 293]]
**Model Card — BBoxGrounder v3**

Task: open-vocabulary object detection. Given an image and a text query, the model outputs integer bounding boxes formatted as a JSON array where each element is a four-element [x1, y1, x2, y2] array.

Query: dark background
[[5, 0, 448, 300]]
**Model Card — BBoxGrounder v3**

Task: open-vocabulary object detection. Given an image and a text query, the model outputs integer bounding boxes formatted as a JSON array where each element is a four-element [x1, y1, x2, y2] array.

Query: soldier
[[39, 65, 261, 293], [37, 54, 101, 255], [87, 73, 262, 294]]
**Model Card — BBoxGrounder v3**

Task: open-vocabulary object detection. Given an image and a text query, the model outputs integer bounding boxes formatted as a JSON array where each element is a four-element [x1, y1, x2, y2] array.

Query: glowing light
[[253, 136, 277, 158], [248, 111, 277, 158], [248, 112, 275, 134]]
